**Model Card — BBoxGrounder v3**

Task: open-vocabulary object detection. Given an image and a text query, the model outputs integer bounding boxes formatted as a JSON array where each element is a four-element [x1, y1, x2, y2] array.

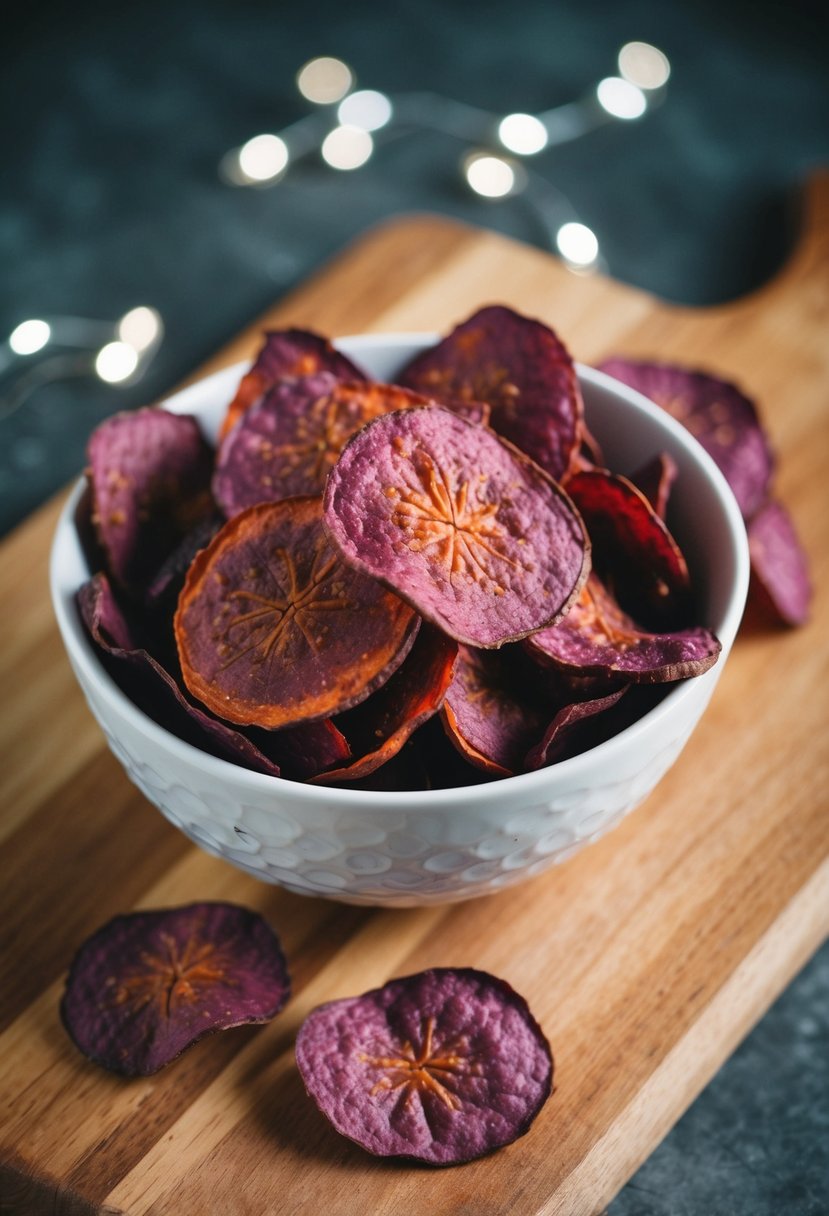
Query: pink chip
[[324, 407, 589, 648], [296, 968, 552, 1165]]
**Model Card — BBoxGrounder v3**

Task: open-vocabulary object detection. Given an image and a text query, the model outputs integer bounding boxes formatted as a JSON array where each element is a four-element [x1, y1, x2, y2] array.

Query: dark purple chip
[[748, 499, 812, 626], [400, 305, 583, 480], [324, 407, 588, 648], [441, 646, 551, 776], [630, 452, 678, 520], [597, 357, 774, 519], [526, 574, 721, 683], [213, 376, 436, 517], [87, 407, 214, 592], [220, 328, 367, 441], [295, 967, 552, 1165], [565, 468, 691, 630], [78, 573, 283, 776], [145, 513, 223, 617], [524, 688, 628, 770], [176, 496, 420, 729], [61, 902, 290, 1076], [311, 624, 457, 784]]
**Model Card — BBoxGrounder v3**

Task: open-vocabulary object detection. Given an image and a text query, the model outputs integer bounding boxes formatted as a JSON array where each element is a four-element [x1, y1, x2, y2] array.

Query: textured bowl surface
[[50, 335, 750, 906]]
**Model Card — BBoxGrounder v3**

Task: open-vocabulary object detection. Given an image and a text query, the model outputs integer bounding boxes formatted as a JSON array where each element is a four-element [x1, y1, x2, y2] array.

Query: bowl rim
[[50, 332, 750, 812]]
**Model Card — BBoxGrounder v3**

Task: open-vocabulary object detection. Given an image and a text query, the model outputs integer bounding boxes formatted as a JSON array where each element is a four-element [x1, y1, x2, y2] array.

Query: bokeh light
[[596, 77, 647, 119], [321, 125, 374, 170], [498, 113, 549, 156], [95, 342, 139, 384], [464, 153, 518, 198], [9, 320, 51, 356], [237, 134, 290, 183], [297, 57, 353, 105], [118, 307, 162, 353], [618, 42, 671, 90], [337, 89, 393, 131], [556, 222, 600, 268]]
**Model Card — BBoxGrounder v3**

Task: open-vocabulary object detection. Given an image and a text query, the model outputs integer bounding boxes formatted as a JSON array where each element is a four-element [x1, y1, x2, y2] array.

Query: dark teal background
[[1, 2, 827, 1210]]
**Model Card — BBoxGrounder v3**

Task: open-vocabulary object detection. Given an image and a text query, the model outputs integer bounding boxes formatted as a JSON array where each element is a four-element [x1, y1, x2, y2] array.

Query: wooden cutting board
[[1, 175, 828, 1216]]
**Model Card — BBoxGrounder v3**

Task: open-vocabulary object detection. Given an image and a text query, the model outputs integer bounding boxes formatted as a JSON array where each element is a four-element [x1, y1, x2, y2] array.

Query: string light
[[117, 306, 162, 353], [321, 125, 374, 170], [337, 89, 393, 131], [464, 153, 521, 199], [296, 57, 353, 105], [556, 222, 600, 268], [596, 77, 647, 120], [498, 113, 549, 156], [95, 341, 139, 384], [618, 41, 671, 90], [237, 134, 290, 184], [9, 320, 51, 356]]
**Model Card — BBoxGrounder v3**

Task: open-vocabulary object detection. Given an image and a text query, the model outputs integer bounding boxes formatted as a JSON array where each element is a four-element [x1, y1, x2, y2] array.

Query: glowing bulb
[[337, 89, 393, 131], [556, 222, 599, 268], [465, 154, 516, 199], [498, 113, 549, 156], [596, 77, 647, 119], [297, 57, 353, 105], [9, 319, 51, 355], [321, 125, 373, 170], [118, 307, 161, 352], [237, 134, 289, 183], [618, 42, 670, 90], [95, 341, 139, 384]]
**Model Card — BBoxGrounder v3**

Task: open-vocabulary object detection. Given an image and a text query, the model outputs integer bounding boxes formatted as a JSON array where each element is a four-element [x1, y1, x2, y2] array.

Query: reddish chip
[[565, 468, 691, 629], [312, 624, 457, 784], [87, 408, 214, 592], [630, 452, 678, 520], [524, 687, 628, 770], [400, 305, 583, 480], [220, 328, 367, 441], [214, 376, 437, 517], [176, 497, 420, 729], [295, 967, 552, 1165], [597, 358, 774, 519], [78, 573, 289, 777], [441, 646, 551, 777], [61, 902, 290, 1076], [748, 499, 812, 626], [324, 407, 588, 648], [526, 573, 721, 683]]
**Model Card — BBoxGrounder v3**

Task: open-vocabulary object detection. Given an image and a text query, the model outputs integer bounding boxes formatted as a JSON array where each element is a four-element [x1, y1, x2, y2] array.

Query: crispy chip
[[524, 687, 628, 770], [296, 968, 552, 1165], [312, 624, 457, 784], [324, 407, 588, 647], [401, 305, 583, 480], [748, 499, 812, 626], [527, 573, 720, 682], [565, 468, 691, 629], [61, 903, 290, 1075], [176, 497, 419, 728], [598, 358, 774, 519], [630, 452, 678, 520], [441, 646, 551, 776], [87, 408, 213, 592], [220, 328, 367, 441], [78, 572, 285, 774], [214, 376, 436, 517]]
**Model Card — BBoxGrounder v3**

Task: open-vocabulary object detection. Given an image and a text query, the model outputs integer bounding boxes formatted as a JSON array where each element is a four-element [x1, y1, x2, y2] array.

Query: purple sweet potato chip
[[214, 376, 437, 517], [88, 407, 214, 592], [597, 358, 774, 519], [295, 967, 552, 1165], [220, 328, 367, 441], [176, 496, 420, 729], [78, 573, 285, 776], [400, 305, 583, 481], [61, 902, 290, 1076], [524, 689, 628, 770], [565, 468, 691, 630], [630, 452, 678, 520], [747, 499, 812, 626], [526, 573, 721, 683], [311, 624, 457, 784], [324, 407, 589, 648], [441, 646, 552, 777], [145, 512, 223, 617]]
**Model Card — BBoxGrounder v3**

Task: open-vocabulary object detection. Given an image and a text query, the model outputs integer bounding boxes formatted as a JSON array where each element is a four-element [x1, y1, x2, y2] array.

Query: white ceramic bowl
[[50, 334, 750, 906]]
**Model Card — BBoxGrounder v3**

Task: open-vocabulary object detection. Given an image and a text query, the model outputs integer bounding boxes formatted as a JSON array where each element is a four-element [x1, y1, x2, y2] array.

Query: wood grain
[[1, 175, 828, 1216]]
